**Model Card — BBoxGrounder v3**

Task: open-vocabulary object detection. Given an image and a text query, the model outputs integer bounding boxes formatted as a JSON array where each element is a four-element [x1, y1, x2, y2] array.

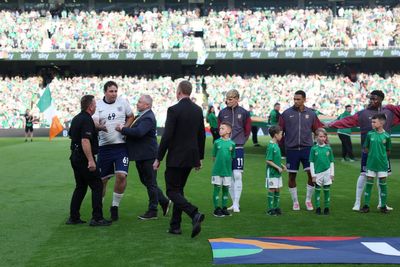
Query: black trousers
[[338, 133, 354, 159], [165, 167, 198, 230], [251, 126, 259, 144], [135, 159, 169, 212], [210, 127, 220, 143], [69, 151, 103, 220]]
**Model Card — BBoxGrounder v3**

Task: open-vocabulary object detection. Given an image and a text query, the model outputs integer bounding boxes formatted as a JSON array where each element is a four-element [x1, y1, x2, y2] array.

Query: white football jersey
[[93, 97, 133, 146]]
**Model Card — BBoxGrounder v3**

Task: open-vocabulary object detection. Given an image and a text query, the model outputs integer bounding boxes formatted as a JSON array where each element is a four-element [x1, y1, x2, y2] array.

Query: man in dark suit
[[153, 80, 206, 238], [116, 95, 171, 220]]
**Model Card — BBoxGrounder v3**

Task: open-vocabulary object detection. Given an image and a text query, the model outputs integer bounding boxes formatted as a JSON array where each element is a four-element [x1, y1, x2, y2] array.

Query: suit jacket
[[121, 109, 158, 161], [158, 97, 205, 168]]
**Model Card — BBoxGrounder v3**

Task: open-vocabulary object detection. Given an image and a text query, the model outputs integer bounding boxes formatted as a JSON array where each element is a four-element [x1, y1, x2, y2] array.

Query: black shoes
[[324, 208, 330, 215], [380, 206, 390, 214], [267, 209, 276, 216], [66, 218, 87, 225], [89, 218, 112, 226], [161, 200, 172, 216], [274, 208, 282, 215], [213, 207, 224, 217], [138, 211, 158, 220], [110, 206, 119, 221], [167, 228, 182, 235], [316, 207, 321, 215], [360, 205, 370, 213], [222, 207, 231, 216], [191, 213, 205, 238]]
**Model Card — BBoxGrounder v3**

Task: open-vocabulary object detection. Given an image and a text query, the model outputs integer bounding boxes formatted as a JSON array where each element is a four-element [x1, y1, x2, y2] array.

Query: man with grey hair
[[116, 95, 170, 220]]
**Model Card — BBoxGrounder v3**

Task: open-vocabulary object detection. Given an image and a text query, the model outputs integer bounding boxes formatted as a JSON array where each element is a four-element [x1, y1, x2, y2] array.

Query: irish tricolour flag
[[37, 87, 63, 140]]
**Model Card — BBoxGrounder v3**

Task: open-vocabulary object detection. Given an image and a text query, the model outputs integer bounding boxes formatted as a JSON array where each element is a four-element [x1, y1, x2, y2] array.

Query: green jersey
[[207, 112, 218, 129], [269, 109, 279, 126], [212, 138, 236, 177], [309, 144, 334, 174], [337, 111, 352, 135], [364, 130, 391, 172], [266, 141, 282, 178]]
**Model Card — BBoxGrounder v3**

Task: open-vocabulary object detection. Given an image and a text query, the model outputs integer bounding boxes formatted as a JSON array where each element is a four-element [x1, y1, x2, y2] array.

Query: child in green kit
[[212, 122, 236, 217], [310, 128, 335, 215], [361, 113, 392, 214], [266, 125, 286, 216]]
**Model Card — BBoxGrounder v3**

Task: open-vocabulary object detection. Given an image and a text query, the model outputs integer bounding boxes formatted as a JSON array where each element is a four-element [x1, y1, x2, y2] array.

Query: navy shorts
[[232, 147, 244, 171], [286, 147, 311, 173], [361, 151, 392, 175], [98, 144, 129, 179]]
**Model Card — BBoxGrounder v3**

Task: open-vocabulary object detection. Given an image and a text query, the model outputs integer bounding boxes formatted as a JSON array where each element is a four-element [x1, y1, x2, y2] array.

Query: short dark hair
[[294, 90, 306, 98], [81, 95, 95, 111], [103, 81, 118, 92], [178, 80, 192, 96], [268, 125, 282, 138], [372, 113, 387, 122], [345, 105, 352, 108], [370, 90, 385, 100], [274, 102, 280, 107], [221, 121, 232, 130]]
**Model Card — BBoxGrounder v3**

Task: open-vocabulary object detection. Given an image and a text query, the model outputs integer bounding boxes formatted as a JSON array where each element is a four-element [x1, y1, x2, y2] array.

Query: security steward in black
[[67, 95, 111, 226]]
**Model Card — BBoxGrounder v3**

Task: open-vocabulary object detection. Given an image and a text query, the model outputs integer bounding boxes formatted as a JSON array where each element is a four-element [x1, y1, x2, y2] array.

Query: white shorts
[[315, 169, 332, 186], [211, 176, 232, 186], [366, 170, 388, 178], [266, 177, 283, 189]]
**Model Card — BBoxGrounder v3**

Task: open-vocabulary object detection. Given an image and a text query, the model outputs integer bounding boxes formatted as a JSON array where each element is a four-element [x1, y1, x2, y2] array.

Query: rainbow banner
[[209, 237, 400, 264]]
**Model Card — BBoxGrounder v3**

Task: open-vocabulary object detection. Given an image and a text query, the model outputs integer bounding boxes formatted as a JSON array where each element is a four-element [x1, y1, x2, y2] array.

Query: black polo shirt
[[69, 111, 98, 155]]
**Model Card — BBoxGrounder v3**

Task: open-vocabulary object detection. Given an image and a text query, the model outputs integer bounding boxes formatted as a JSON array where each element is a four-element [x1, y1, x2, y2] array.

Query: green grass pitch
[[1, 136, 399, 267]]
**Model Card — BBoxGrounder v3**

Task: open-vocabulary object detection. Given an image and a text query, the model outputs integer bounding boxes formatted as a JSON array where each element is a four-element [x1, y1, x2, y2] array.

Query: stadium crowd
[[0, 6, 399, 52], [1, 73, 399, 128]]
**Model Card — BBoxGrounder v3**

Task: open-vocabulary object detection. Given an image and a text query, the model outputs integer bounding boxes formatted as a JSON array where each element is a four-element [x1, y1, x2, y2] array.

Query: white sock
[[112, 192, 124, 207], [355, 174, 366, 205], [289, 187, 298, 203], [229, 178, 235, 205], [377, 178, 382, 207], [306, 184, 315, 202], [233, 170, 242, 207]]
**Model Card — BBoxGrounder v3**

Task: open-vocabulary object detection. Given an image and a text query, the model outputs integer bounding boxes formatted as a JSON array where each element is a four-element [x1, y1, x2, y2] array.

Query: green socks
[[213, 185, 221, 209], [214, 185, 229, 208], [323, 185, 330, 208], [364, 179, 374, 206], [314, 185, 321, 208], [379, 179, 387, 208]]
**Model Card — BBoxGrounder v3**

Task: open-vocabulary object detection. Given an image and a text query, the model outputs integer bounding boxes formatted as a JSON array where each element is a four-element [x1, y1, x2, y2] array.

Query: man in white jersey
[[93, 81, 134, 221]]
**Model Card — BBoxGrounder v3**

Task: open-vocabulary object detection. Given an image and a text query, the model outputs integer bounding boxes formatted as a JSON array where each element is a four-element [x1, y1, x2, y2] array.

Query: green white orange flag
[[37, 87, 63, 140]]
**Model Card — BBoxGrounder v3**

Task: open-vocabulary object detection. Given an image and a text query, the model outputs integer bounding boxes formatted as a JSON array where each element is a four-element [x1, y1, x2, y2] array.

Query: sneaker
[[352, 203, 360, 211], [233, 206, 240, 213], [316, 207, 321, 215], [138, 211, 158, 220], [377, 205, 393, 211], [221, 207, 231, 216], [274, 208, 282, 215], [267, 209, 276, 216], [110, 206, 119, 221], [305, 201, 313, 211], [161, 200, 172, 216], [323, 207, 330, 215], [227, 205, 234, 211], [380, 206, 390, 214], [360, 205, 370, 213], [89, 218, 112, 226], [66, 218, 86, 225], [213, 207, 225, 218], [348, 158, 355, 162], [292, 202, 300, 211]]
